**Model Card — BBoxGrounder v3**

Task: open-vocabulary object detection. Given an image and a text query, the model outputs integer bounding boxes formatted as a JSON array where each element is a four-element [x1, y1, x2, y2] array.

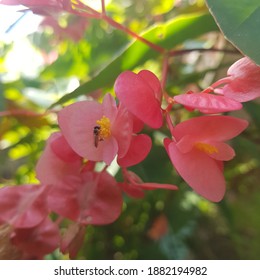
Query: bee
[[93, 125, 103, 148]]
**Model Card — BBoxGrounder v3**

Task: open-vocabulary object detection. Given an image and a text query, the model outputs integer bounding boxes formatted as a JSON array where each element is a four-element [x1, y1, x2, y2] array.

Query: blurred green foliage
[[206, 0, 260, 64], [0, 0, 260, 260]]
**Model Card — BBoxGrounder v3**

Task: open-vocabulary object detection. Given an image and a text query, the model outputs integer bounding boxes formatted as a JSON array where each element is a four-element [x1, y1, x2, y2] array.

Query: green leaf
[[206, 0, 260, 65], [50, 13, 218, 107], [151, 0, 175, 15]]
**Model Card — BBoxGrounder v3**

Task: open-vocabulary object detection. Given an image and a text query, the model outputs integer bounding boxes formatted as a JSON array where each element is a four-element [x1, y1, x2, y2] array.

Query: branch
[[72, 0, 165, 54], [168, 47, 240, 57]]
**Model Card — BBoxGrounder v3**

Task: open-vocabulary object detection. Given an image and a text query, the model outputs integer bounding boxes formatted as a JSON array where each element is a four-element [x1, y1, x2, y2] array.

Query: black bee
[[93, 125, 103, 148]]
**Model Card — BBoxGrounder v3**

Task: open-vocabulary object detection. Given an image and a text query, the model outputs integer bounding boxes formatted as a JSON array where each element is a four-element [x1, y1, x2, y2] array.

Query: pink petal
[[117, 134, 152, 167], [0, 0, 53, 5], [138, 70, 162, 102], [102, 137, 119, 165], [0, 185, 50, 228], [176, 136, 235, 161], [78, 171, 123, 225], [130, 112, 144, 133], [176, 134, 194, 153], [48, 182, 81, 221], [58, 96, 118, 165], [164, 139, 225, 202], [102, 93, 118, 122], [11, 217, 60, 258], [58, 100, 102, 158], [172, 115, 248, 142], [202, 141, 235, 161], [174, 92, 242, 113], [112, 103, 133, 159], [36, 132, 82, 185], [114, 71, 163, 128], [227, 57, 259, 78], [49, 171, 123, 225], [50, 132, 82, 163], [223, 57, 260, 102], [60, 223, 85, 259]]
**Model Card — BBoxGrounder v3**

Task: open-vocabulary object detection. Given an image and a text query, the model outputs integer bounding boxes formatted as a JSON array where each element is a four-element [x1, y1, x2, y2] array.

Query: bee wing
[[94, 133, 99, 148]]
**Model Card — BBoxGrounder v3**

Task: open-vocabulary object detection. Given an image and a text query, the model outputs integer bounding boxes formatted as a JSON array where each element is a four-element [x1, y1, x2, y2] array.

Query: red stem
[[70, 2, 238, 58], [72, 1, 165, 54], [165, 112, 176, 140], [0, 110, 48, 117], [102, 15, 165, 53], [101, 0, 106, 15]]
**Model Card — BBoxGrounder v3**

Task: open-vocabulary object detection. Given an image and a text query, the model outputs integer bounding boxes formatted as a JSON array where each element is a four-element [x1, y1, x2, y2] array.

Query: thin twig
[[161, 55, 169, 90], [168, 47, 240, 57], [72, 1, 165, 54], [101, 0, 106, 15]]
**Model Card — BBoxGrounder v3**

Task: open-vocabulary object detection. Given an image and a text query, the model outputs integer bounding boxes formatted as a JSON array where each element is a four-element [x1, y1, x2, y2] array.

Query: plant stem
[[161, 55, 169, 90], [168, 47, 239, 57], [101, 0, 106, 15], [73, 1, 165, 54], [102, 14, 165, 53]]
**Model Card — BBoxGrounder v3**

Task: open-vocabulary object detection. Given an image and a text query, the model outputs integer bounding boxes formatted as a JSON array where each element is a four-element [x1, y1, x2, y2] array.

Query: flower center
[[96, 116, 111, 139], [195, 142, 218, 154]]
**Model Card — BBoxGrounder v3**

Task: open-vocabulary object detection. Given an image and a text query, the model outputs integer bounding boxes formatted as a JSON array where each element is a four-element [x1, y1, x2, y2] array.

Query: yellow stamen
[[96, 116, 111, 139], [195, 142, 218, 154]]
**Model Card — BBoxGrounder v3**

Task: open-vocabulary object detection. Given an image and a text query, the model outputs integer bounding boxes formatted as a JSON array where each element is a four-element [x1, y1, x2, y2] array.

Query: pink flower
[[114, 70, 163, 129], [41, 16, 89, 42], [0, 184, 58, 258], [217, 57, 260, 102], [0, 0, 69, 15], [164, 115, 248, 202], [58, 94, 132, 165], [175, 57, 260, 111], [0, 184, 50, 228], [48, 170, 123, 225], [11, 217, 60, 259], [174, 91, 242, 114], [36, 130, 123, 226]]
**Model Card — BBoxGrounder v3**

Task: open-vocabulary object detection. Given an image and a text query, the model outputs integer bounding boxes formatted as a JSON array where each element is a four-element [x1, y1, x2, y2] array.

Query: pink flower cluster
[[0, 57, 258, 259], [0, 0, 89, 43], [0, 0, 70, 15]]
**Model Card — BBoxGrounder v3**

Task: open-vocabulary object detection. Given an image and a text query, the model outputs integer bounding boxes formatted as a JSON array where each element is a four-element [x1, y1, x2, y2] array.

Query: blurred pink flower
[[164, 115, 248, 202], [11, 217, 60, 259], [0, 0, 69, 15], [41, 16, 88, 42], [60, 223, 85, 259], [48, 170, 123, 225], [0, 184, 50, 228], [114, 70, 163, 129], [0, 184, 58, 258], [215, 57, 260, 102], [36, 131, 123, 226]]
